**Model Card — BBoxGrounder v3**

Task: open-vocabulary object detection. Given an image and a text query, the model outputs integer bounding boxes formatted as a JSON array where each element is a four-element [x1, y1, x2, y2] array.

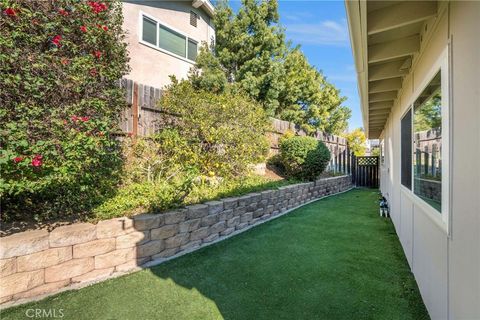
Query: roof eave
[[192, 0, 215, 18], [345, 0, 371, 137]]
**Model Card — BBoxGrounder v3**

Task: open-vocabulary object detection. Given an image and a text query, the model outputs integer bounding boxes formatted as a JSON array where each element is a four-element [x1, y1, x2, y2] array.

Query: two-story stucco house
[[122, 0, 215, 88]]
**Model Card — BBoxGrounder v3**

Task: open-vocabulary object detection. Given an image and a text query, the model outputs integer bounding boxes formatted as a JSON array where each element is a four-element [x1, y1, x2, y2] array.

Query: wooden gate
[[352, 156, 379, 188]]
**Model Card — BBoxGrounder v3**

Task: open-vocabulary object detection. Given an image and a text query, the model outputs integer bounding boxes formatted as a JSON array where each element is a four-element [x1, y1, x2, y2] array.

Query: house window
[[159, 25, 186, 57], [401, 109, 412, 190], [187, 39, 198, 61], [140, 13, 198, 62], [142, 16, 157, 46], [413, 71, 442, 213]]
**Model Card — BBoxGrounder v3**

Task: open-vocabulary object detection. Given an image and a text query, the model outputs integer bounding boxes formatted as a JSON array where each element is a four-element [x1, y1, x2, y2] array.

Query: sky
[[229, 0, 362, 131]]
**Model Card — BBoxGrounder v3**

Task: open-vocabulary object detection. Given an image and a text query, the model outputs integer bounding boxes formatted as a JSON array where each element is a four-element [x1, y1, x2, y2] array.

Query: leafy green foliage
[[122, 130, 197, 184], [159, 80, 270, 177], [279, 136, 330, 180], [278, 48, 351, 134], [0, 0, 129, 221], [191, 0, 351, 135], [342, 128, 367, 156], [214, 0, 286, 115], [414, 91, 441, 131], [93, 175, 294, 221]]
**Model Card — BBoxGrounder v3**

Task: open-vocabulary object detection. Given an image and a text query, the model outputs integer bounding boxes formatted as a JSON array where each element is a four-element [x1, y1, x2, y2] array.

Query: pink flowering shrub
[[0, 0, 129, 221]]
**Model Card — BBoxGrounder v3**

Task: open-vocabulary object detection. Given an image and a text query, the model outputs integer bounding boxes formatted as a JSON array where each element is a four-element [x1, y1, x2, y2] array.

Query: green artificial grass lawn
[[2, 189, 429, 320]]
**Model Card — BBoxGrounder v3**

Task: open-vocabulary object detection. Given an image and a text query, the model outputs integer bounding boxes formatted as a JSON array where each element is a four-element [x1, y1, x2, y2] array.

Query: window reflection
[[413, 71, 442, 212]]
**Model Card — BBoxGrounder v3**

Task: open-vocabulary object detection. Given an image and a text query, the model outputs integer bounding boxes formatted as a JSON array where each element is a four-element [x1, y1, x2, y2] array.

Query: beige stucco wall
[[122, 1, 214, 88], [379, 2, 480, 319]]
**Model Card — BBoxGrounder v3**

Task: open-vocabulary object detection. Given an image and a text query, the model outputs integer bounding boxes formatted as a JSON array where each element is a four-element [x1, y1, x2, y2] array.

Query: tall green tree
[[278, 48, 350, 134], [190, 0, 351, 135], [214, 0, 287, 115]]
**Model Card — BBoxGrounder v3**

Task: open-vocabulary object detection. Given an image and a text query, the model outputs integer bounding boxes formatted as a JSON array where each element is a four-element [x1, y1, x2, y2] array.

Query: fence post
[[132, 82, 139, 137]]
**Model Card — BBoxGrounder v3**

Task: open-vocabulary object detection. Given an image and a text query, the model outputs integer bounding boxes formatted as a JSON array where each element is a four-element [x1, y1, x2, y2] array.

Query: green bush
[[159, 80, 270, 177], [122, 130, 197, 184], [279, 136, 330, 180], [0, 0, 129, 221]]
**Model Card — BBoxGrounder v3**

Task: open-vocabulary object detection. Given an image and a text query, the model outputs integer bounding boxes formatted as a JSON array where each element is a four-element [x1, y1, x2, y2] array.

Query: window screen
[[142, 17, 157, 45], [159, 25, 186, 57], [401, 109, 412, 190], [187, 39, 198, 61]]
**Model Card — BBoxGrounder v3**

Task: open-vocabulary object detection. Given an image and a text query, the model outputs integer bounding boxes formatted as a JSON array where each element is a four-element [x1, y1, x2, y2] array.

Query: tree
[[189, 45, 227, 93], [343, 128, 367, 156], [190, 0, 351, 135], [214, 0, 287, 115]]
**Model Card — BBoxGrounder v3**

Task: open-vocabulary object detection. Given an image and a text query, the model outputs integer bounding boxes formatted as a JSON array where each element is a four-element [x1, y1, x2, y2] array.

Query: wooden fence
[[119, 79, 164, 136], [118, 79, 355, 176], [351, 156, 380, 188]]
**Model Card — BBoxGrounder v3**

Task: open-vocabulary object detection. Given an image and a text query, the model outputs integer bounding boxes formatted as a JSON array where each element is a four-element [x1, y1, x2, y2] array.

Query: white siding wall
[[379, 2, 480, 319]]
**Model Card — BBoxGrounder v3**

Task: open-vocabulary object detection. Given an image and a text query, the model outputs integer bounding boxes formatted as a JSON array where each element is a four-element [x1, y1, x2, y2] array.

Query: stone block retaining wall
[[0, 175, 352, 306]]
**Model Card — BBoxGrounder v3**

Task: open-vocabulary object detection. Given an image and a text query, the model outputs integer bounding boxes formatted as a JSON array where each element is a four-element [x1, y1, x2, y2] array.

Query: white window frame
[[404, 45, 450, 233], [138, 11, 198, 64]]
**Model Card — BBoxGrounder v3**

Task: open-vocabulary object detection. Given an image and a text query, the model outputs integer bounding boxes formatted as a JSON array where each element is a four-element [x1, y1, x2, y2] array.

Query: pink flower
[[31, 155, 43, 167], [13, 156, 24, 163], [58, 9, 69, 16], [88, 2, 107, 14], [71, 115, 79, 122], [93, 50, 102, 59], [101, 25, 108, 31], [89, 68, 97, 76], [80, 116, 90, 122], [80, 25, 87, 33], [52, 35, 62, 47], [3, 8, 17, 17]]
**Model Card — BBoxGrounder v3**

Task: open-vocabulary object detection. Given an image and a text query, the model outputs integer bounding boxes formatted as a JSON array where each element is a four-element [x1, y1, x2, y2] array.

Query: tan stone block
[[72, 267, 114, 283], [0, 270, 44, 297], [137, 240, 164, 258], [94, 248, 135, 269], [96, 217, 133, 238], [49, 223, 96, 248], [164, 210, 186, 225], [0, 258, 16, 277], [116, 231, 149, 249], [0, 230, 49, 259], [44, 258, 94, 283], [164, 234, 189, 249], [151, 224, 177, 240], [12, 280, 70, 300], [178, 218, 201, 233], [17, 247, 72, 272], [133, 213, 164, 231], [73, 239, 115, 259]]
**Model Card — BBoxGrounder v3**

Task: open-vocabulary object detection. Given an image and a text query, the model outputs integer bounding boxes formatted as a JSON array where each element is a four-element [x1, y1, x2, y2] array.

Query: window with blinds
[[187, 39, 198, 61], [142, 16, 157, 46], [159, 25, 186, 57], [141, 14, 198, 61]]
